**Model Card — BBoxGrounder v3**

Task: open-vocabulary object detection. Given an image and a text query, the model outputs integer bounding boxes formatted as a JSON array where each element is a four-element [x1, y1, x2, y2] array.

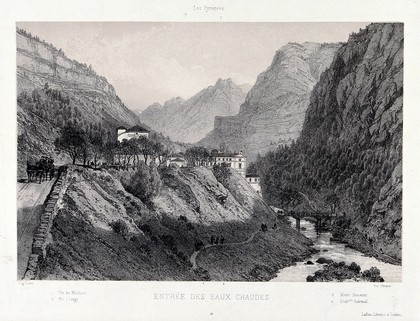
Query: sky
[[17, 22, 369, 110]]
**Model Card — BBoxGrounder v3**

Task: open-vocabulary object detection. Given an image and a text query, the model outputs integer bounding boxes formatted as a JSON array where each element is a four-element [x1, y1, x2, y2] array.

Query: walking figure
[[261, 223, 268, 232]]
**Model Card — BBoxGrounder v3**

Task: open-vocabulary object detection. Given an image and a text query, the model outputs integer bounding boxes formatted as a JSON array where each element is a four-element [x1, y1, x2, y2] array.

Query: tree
[[80, 138, 92, 166], [123, 161, 161, 203], [120, 139, 137, 169], [325, 192, 339, 215], [185, 146, 210, 167], [149, 163, 162, 198], [153, 142, 171, 167], [103, 141, 117, 165], [212, 163, 232, 186], [54, 123, 86, 164], [137, 136, 155, 165], [89, 133, 104, 168]]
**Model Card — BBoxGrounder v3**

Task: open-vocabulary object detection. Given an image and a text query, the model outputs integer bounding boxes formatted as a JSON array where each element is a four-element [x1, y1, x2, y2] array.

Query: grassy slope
[[39, 166, 312, 281]]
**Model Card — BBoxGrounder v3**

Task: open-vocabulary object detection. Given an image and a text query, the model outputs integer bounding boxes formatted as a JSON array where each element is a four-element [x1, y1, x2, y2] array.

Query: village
[[14, 22, 403, 287], [116, 124, 262, 195]]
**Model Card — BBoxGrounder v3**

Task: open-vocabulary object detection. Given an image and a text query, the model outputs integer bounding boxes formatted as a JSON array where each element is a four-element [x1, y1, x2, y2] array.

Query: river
[[271, 217, 402, 282]]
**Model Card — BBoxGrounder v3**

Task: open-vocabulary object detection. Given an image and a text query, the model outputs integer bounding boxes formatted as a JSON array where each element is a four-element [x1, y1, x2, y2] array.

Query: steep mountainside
[[16, 29, 141, 175], [200, 42, 341, 162], [238, 83, 253, 94], [255, 23, 403, 262], [39, 165, 312, 280], [139, 78, 247, 143]]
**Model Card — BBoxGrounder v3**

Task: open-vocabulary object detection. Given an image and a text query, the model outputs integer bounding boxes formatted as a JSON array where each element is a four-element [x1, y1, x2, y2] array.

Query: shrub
[[139, 244, 151, 256], [177, 250, 187, 262], [361, 266, 384, 282], [212, 163, 232, 186], [109, 219, 129, 236], [194, 239, 204, 251], [138, 223, 152, 235], [178, 215, 188, 222], [151, 235, 159, 244], [160, 234, 176, 248], [123, 161, 161, 203], [349, 262, 361, 273], [130, 235, 141, 242]]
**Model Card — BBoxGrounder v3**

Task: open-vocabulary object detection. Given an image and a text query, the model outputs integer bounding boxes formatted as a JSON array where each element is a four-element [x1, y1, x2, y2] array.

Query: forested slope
[[253, 23, 403, 262]]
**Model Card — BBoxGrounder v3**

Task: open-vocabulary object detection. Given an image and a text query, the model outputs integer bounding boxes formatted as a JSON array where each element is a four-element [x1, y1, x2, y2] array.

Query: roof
[[246, 174, 260, 178], [171, 153, 184, 158], [126, 125, 150, 133], [171, 158, 185, 162], [215, 152, 245, 158], [116, 126, 127, 130]]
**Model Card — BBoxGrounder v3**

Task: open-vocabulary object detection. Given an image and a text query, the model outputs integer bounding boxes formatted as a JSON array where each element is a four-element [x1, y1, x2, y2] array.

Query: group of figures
[[26, 156, 55, 183], [210, 235, 225, 245]]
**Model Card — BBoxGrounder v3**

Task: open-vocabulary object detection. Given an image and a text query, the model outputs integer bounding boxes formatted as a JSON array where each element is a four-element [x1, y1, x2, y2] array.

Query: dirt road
[[17, 179, 55, 279], [190, 230, 260, 270]]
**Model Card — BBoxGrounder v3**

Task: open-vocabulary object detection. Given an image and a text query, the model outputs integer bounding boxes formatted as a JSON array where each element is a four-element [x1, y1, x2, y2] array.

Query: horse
[[26, 161, 39, 182], [26, 156, 55, 183], [34, 167, 45, 184], [49, 166, 55, 180], [38, 156, 55, 182]]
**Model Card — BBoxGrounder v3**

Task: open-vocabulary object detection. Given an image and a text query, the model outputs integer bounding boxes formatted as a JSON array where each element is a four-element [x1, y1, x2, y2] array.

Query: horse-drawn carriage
[[26, 156, 55, 183]]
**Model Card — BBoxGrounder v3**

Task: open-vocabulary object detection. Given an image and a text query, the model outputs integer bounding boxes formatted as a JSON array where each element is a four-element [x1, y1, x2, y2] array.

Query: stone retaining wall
[[23, 170, 70, 280]]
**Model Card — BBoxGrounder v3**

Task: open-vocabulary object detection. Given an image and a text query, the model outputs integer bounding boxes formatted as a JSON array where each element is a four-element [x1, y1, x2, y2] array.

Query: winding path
[[190, 230, 260, 270]]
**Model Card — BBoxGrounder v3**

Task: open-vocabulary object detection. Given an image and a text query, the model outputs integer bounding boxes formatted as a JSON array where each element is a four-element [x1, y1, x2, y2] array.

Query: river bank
[[194, 225, 315, 281], [335, 227, 401, 266], [271, 218, 402, 282]]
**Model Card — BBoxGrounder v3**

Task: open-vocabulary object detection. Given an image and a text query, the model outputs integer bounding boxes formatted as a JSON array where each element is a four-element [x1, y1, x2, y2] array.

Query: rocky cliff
[[200, 42, 341, 162], [16, 29, 141, 175], [17, 29, 139, 126], [139, 78, 247, 143], [255, 23, 403, 262], [301, 23, 403, 261]]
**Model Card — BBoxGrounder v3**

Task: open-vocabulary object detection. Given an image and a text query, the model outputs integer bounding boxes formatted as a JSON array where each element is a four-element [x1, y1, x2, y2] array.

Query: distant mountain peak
[[139, 78, 247, 143], [214, 78, 235, 89], [200, 41, 342, 162]]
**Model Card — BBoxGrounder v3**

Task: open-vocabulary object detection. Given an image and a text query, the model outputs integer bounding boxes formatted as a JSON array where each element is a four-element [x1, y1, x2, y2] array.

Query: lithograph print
[[16, 22, 402, 282]]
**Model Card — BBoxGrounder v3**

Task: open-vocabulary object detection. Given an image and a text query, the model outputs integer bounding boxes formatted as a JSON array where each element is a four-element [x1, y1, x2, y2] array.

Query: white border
[[1, 0, 420, 320]]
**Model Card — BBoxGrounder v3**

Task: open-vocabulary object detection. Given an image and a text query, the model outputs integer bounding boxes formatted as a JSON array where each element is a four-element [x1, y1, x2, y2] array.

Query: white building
[[213, 151, 246, 178], [117, 125, 149, 142], [246, 175, 261, 194]]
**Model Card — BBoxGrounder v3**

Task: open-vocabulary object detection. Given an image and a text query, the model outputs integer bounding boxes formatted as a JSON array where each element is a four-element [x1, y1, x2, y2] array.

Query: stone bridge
[[289, 211, 334, 231]]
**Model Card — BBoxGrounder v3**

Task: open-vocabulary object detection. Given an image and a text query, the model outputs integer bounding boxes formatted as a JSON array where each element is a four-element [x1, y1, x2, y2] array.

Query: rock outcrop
[[17, 29, 139, 127], [301, 23, 403, 261], [38, 165, 312, 280], [16, 29, 141, 176], [139, 78, 247, 143], [200, 42, 341, 162], [253, 23, 402, 263]]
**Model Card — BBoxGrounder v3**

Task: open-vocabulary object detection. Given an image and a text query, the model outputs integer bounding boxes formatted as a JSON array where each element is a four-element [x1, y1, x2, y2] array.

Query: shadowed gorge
[[15, 22, 402, 283], [253, 23, 403, 262]]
